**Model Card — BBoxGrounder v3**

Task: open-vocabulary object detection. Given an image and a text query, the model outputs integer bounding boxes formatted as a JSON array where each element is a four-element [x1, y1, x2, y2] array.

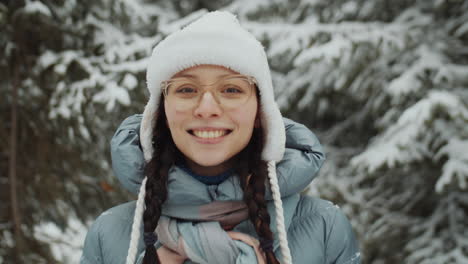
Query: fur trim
[[140, 94, 159, 162]]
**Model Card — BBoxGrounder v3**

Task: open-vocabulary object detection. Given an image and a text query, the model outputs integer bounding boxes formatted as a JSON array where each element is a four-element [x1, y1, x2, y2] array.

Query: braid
[[238, 127, 281, 264], [142, 101, 175, 264]]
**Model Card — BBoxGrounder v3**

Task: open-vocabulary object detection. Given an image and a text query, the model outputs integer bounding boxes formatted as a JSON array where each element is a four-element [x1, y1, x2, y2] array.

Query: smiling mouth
[[188, 129, 233, 139]]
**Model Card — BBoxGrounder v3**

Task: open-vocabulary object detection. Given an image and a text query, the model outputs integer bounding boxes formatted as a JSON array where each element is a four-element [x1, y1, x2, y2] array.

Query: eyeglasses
[[161, 74, 257, 111]]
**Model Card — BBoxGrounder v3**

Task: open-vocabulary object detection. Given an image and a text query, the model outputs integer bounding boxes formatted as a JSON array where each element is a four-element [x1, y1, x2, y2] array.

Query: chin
[[190, 155, 230, 167]]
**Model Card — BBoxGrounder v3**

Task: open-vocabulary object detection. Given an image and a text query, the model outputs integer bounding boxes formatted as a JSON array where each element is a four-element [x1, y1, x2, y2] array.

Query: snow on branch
[[405, 192, 468, 264], [351, 91, 468, 176], [435, 139, 468, 192]]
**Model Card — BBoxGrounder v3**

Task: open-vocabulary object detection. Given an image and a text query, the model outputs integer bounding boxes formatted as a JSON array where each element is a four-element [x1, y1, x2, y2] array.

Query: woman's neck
[[178, 157, 236, 185], [184, 156, 238, 176]]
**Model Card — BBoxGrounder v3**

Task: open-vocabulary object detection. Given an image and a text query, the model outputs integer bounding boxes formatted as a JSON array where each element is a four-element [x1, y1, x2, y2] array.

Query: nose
[[193, 91, 222, 119]]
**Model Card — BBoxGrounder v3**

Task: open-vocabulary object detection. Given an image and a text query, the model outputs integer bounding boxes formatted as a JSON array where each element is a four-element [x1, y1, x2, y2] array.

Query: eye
[[175, 86, 197, 94], [223, 87, 243, 94]]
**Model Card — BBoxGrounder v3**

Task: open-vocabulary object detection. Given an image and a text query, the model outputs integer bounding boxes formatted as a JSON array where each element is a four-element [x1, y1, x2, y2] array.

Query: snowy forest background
[[1, 0, 468, 263]]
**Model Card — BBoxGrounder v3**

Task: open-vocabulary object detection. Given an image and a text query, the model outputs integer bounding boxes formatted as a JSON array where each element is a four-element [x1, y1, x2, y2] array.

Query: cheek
[[242, 100, 258, 125], [236, 112, 256, 128], [164, 104, 186, 138], [231, 102, 258, 137]]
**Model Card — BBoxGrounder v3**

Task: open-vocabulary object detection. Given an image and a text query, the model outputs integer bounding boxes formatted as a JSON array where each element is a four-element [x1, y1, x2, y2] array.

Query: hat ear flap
[[140, 94, 160, 162]]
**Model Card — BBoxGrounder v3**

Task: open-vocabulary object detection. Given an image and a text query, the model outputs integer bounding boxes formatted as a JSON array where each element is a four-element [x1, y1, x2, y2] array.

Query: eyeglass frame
[[160, 74, 258, 109]]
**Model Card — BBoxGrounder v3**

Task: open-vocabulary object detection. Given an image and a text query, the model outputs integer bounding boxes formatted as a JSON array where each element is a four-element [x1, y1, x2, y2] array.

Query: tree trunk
[[9, 60, 22, 263]]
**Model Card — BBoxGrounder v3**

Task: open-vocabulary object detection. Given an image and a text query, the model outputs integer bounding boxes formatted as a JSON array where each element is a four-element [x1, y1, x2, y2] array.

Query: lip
[[187, 127, 232, 144]]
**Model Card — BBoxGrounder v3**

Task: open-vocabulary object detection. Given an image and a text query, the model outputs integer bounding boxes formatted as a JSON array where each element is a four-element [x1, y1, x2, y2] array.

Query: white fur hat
[[139, 10, 285, 163], [128, 11, 292, 264]]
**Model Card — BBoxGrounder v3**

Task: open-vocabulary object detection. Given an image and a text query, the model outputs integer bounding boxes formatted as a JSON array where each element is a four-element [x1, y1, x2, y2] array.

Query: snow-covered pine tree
[[223, 0, 468, 263], [2, 0, 467, 263], [1, 0, 173, 262]]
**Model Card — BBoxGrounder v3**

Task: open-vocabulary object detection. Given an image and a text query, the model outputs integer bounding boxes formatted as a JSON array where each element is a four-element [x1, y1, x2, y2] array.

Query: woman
[[81, 11, 360, 264]]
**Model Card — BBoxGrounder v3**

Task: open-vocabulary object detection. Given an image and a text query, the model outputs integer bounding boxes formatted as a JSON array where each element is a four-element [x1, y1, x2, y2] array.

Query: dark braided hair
[[142, 100, 175, 264], [237, 126, 281, 264], [142, 97, 280, 264]]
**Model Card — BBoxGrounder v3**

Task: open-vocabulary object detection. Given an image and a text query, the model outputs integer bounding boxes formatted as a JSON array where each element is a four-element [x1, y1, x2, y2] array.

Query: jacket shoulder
[[81, 201, 139, 264], [287, 195, 361, 264]]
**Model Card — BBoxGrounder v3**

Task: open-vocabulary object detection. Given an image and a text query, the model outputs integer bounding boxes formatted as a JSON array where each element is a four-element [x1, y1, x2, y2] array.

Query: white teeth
[[193, 130, 228, 139]]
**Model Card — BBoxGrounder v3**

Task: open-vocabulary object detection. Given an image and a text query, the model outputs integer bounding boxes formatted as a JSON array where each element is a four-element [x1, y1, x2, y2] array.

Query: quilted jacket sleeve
[[325, 207, 361, 264], [80, 217, 103, 264], [110, 114, 145, 195], [80, 202, 145, 264], [269, 117, 325, 199], [285, 195, 361, 264]]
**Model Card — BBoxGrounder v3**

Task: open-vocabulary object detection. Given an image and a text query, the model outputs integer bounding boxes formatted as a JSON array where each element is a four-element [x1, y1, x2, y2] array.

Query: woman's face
[[164, 65, 258, 176]]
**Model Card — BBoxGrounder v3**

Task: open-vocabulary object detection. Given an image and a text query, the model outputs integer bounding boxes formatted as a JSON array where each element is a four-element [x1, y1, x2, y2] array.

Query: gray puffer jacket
[[81, 115, 361, 264]]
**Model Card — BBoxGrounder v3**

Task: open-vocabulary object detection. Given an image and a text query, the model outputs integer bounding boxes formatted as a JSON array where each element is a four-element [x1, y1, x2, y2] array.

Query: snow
[[445, 64, 468, 83], [351, 90, 468, 174], [54, 64, 67, 74], [104, 57, 150, 73], [115, 0, 174, 26], [294, 35, 351, 65], [45, 37, 147, 119], [160, 9, 208, 34], [224, 0, 274, 17], [93, 81, 131, 112], [405, 193, 468, 263], [454, 22, 468, 37], [78, 122, 91, 141], [23, 0, 51, 17], [122, 73, 138, 90], [38, 51, 58, 69], [435, 139, 468, 192], [386, 45, 447, 99], [2, 230, 14, 247], [341, 1, 358, 15], [34, 217, 89, 263]]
